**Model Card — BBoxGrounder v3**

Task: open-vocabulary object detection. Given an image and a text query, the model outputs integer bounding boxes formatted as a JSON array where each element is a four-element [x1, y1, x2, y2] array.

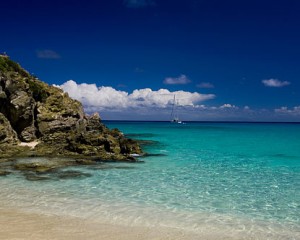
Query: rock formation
[[0, 55, 142, 161]]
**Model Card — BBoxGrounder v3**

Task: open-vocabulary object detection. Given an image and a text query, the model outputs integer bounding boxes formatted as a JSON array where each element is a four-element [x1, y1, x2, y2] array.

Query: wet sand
[[0, 208, 204, 240], [1, 208, 298, 240]]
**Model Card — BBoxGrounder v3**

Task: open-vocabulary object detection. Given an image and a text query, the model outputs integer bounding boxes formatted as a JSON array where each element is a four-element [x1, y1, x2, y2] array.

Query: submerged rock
[[136, 139, 162, 147], [0, 56, 142, 162], [23, 169, 92, 181], [24, 173, 52, 181], [56, 170, 92, 179], [0, 170, 11, 176], [13, 157, 75, 173]]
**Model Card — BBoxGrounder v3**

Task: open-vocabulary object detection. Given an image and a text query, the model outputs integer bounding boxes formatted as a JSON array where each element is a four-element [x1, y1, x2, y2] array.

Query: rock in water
[[0, 55, 142, 161]]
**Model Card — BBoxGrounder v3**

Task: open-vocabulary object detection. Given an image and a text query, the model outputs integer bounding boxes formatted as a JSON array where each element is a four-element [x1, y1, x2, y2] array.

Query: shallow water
[[1, 122, 299, 239]]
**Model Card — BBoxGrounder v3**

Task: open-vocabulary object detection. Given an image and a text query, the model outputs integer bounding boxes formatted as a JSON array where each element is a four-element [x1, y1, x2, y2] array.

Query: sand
[[0, 208, 205, 240], [18, 141, 39, 149], [1, 207, 298, 240]]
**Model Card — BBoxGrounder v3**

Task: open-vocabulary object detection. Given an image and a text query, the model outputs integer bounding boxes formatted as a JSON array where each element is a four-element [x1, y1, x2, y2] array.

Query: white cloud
[[123, 0, 156, 8], [194, 104, 239, 111], [194, 104, 207, 110], [196, 82, 214, 88], [262, 78, 290, 87], [163, 74, 191, 85], [54, 80, 300, 121], [274, 106, 300, 115], [58, 80, 215, 111], [36, 50, 60, 59], [219, 104, 239, 109]]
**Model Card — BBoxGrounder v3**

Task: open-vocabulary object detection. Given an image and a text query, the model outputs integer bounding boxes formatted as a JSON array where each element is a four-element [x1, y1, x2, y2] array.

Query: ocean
[[1, 122, 299, 239]]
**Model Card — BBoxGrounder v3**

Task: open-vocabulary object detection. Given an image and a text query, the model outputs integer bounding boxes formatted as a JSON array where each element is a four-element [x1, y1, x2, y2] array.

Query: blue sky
[[1, 0, 300, 121]]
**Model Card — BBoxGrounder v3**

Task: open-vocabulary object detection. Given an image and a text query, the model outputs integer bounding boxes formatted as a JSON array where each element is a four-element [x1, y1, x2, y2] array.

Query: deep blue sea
[[1, 122, 300, 239]]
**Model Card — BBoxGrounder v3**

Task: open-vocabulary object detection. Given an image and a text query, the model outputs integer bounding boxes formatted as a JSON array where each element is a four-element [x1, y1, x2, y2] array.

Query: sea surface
[[1, 122, 300, 239]]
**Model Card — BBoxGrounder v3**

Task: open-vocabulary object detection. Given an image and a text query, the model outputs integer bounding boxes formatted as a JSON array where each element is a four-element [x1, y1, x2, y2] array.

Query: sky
[[1, 0, 300, 121]]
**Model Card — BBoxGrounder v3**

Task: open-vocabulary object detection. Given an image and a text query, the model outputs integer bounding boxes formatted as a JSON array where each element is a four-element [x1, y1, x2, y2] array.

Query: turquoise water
[[1, 122, 300, 238]]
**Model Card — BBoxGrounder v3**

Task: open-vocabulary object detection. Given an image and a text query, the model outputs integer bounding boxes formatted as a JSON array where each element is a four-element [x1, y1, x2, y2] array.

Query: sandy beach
[[0, 208, 205, 240], [2, 207, 297, 240]]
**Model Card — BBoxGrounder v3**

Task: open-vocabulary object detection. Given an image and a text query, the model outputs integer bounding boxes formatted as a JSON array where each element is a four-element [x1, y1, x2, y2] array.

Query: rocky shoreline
[[0, 55, 142, 175]]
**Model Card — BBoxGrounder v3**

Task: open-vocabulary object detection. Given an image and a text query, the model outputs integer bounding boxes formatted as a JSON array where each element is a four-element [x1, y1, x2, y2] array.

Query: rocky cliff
[[0, 55, 141, 161]]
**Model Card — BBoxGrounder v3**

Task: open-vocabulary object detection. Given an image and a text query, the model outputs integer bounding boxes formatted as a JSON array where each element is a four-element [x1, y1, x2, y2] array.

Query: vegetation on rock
[[0, 55, 142, 162]]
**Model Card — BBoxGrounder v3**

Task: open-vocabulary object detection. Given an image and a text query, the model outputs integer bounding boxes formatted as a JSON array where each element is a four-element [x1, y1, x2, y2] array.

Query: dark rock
[[20, 125, 36, 142], [9, 90, 36, 141], [0, 56, 143, 161], [0, 113, 19, 144], [25, 173, 52, 181], [14, 161, 56, 173], [75, 158, 97, 165], [0, 170, 11, 176], [119, 138, 142, 154], [13, 157, 76, 173], [86, 112, 105, 132]]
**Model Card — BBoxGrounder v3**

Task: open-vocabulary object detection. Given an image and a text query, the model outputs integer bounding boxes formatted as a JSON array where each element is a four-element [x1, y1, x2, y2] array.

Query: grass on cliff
[[0, 56, 30, 78], [0, 55, 83, 115], [0, 56, 49, 102]]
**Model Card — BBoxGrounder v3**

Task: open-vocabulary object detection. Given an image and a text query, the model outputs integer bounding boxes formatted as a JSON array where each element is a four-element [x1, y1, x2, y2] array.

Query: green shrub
[[28, 80, 49, 102], [0, 56, 30, 77]]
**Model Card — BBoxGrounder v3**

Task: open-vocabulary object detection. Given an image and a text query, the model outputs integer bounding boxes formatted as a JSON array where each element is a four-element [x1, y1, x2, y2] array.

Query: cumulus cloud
[[58, 80, 215, 111], [36, 49, 60, 59], [123, 0, 156, 8], [56, 80, 299, 121], [52, 82, 300, 121], [196, 82, 214, 88], [163, 74, 191, 85], [262, 78, 290, 87], [274, 106, 300, 115]]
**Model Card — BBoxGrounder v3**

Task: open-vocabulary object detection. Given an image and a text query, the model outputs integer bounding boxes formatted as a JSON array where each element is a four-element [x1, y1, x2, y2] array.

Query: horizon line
[[102, 120, 300, 124]]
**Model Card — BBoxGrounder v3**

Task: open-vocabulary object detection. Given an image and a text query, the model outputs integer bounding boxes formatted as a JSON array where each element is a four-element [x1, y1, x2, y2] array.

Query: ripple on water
[[1, 122, 300, 239]]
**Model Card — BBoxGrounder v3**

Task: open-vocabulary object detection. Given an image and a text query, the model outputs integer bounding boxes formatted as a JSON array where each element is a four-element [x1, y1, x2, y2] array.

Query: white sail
[[170, 95, 182, 123]]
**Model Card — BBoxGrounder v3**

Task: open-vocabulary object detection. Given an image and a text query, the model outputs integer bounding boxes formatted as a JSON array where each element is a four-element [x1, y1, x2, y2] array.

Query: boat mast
[[171, 95, 180, 122], [171, 95, 176, 120]]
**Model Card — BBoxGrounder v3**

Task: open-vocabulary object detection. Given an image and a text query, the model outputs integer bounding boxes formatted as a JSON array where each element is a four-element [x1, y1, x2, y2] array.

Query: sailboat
[[170, 95, 182, 123]]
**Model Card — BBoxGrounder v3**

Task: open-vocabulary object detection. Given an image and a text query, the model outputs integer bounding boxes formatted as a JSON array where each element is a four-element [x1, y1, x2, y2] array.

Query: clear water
[[1, 122, 300, 239]]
